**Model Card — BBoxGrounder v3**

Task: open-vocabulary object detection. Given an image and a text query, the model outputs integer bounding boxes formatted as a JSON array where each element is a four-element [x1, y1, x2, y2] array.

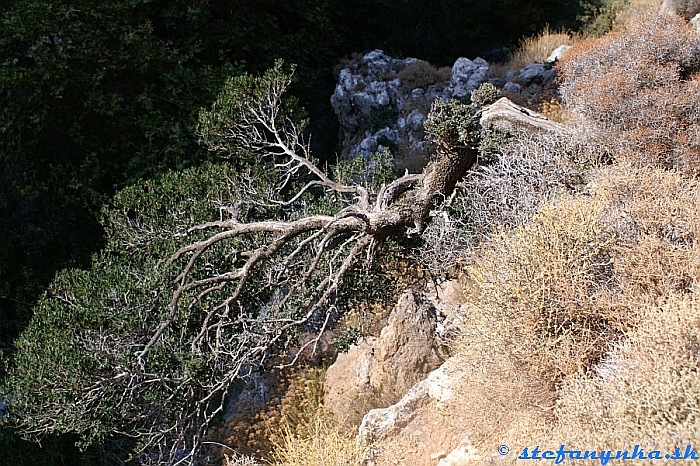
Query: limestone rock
[[323, 290, 446, 422], [692, 12, 700, 31], [369, 291, 446, 396], [501, 81, 522, 95], [358, 357, 464, 441], [358, 376, 432, 441], [331, 49, 563, 167], [323, 337, 377, 421], [546, 45, 572, 63], [438, 445, 483, 466], [517, 63, 556, 86], [331, 51, 493, 165], [449, 57, 494, 98]]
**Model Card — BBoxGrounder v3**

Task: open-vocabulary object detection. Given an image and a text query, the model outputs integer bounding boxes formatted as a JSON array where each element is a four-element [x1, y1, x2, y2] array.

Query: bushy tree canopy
[[1, 58, 489, 464]]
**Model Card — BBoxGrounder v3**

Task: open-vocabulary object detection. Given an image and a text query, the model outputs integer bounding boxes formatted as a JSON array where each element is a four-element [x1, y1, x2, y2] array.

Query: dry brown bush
[[553, 291, 700, 457], [450, 164, 700, 455], [334, 52, 365, 75], [460, 196, 621, 385], [538, 98, 570, 123], [397, 60, 450, 91], [662, 0, 700, 19], [558, 11, 700, 173]]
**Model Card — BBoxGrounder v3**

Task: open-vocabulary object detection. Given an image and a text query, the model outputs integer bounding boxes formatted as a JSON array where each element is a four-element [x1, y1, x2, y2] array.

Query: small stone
[[692, 13, 700, 32], [518, 64, 548, 85], [502, 82, 522, 95], [430, 450, 447, 461], [546, 45, 572, 63]]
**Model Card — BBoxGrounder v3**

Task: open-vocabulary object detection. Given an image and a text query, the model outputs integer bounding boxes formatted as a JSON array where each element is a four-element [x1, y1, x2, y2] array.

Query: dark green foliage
[[0, 0, 247, 352], [470, 82, 501, 108], [366, 0, 610, 65], [376, 135, 400, 156], [3, 162, 280, 463], [3, 65, 403, 463], [424, 99, 480, 150], [478, 129, 513, 163], [579, 0, 628, 37], [358, 105, 400, 133], [0, 430, 116, 466], [333, 325, 361, 353], [332, 151, 398, 193]]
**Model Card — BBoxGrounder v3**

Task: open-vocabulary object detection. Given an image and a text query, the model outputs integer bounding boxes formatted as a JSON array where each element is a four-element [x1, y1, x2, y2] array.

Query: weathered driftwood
[[480, 97, 566, 135]]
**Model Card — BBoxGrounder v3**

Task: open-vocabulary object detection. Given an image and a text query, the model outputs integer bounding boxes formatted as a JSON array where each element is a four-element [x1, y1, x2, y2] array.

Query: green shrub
[[477, 128, 512, 162], [357, 105, 399, 133], [470, 82, 501, 108]]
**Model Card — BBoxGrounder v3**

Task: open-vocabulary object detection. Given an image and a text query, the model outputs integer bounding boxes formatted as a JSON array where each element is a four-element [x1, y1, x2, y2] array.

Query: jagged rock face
[[323, 290, 447, 422], [449, 57, 494, 98], [369, 291, 446, 393], [358, 358, 464, 441], [517, 63, 554, 86], [331, 48, 566, 168], [330, 50, 495, 166]]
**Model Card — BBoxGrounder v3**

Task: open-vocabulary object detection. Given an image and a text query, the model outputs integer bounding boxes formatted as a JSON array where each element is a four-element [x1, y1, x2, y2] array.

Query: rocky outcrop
[[449, 57, 494, 98], [331, 48, 568, 170], [323, 290, 447, 422], [438, 445, 483, 466], [358, 359, 463, 441], [331, 50, 497, 166], [369, 291, 446, 394], [692, 12, 700, 30], [501, 63, 558, 105], [546, 45, 571, 63]]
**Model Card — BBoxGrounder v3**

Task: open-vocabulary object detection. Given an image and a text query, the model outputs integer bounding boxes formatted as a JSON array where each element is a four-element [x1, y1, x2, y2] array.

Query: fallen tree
[[2, 63, 537, 465]]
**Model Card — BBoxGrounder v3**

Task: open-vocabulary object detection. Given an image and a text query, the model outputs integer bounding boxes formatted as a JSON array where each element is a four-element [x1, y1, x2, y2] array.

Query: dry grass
[[270, 415, 370, 466], [447, 163, 700, 457], [508, 26, 580, 69], [214, 365, 327, 461], [215, 363, 374, 466], [537, 98, 571, 123], [459, 195, 621, 385], [552, 291, 700, 461], [447, 11, 700, 453]]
